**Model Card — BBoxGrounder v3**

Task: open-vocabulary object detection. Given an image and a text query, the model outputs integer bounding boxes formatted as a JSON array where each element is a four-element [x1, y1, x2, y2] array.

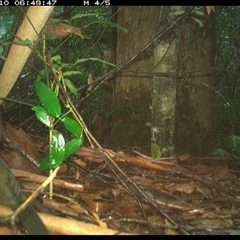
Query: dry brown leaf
[[73, 158, 87, 168], [42, 23, 84, 39], [206, 6, 215, 15], [2, 124, 41, 174], [212, 165, 236, 180], [178, 153, 192, 162], [130, 176, 156, 187], [167, 181, 212, 198], [147, 215, 165, 225], [190, 212, 233, 227], [87, 73, 94, 91], [57, 163, 68, 175], [164, 219, 178, 235]]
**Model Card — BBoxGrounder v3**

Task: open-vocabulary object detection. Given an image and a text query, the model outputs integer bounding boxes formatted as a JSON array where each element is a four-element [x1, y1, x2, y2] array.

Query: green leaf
[[64, 79, 78, 95], [34, 80, 61, 117], [70, 13, 106, 22], [0, 15, 14, 39], [213, 99, 240, 125], [209, 149, 232, 158], [38, 154, 52, 170], [39, 131, 65, 170], [62, 117, 82, 138], [32, 106, 51, 127], [87, 20, 128, 33], [173, 10, 185, 16], [73, 57, 116, 67], [13, 39, 33, 46], [63, 71, 82, 77], [225, 135, 240, 152], [50, 130, 65, 162], [64, 138, 83, 159], [36, 69, 47, 81], [209, 134, 240, 159], [103, 20, 128, 33], [151, 142, 161, 158], [51, 55, 62, 65], [191, 17, 204, 28], [194, 10, 204, 16], [61, 63, 71, 69]]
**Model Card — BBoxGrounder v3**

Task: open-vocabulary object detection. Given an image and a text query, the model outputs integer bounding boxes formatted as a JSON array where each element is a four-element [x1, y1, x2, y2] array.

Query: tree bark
[[175, 7, 216, 156], [151, 6, 183, 157], [111, 6, 160, 149], [112, 6, 216, 157]]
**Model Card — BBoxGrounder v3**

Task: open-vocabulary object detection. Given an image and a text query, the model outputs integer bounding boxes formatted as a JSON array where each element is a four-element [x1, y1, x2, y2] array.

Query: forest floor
[[0, 122, 240, 235]]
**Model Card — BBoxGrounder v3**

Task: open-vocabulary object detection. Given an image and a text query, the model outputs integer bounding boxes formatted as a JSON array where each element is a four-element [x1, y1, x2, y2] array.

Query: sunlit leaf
[[39, 131, 65, 170], [13, 39, 33, 46], [34, 80, 61, 117], [32, 106, 51, 127], [50, 130, 65, 161]]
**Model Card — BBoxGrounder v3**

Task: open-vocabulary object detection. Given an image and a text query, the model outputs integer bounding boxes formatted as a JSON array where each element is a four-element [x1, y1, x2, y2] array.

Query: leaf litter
[[1, 125, 240, 234]]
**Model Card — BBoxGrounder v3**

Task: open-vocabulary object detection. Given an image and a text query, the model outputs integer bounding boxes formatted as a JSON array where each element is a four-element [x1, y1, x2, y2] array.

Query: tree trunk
[[175, 7, 216, 156], [112, 6, 216, 157], [152, 6, 216, 157], [111, 6, 160, 149], [151, 6, 183, 158]]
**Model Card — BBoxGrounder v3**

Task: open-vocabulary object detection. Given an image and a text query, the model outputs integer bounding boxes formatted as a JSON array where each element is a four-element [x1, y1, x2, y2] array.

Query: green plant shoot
[[33, 80, 83, 171]]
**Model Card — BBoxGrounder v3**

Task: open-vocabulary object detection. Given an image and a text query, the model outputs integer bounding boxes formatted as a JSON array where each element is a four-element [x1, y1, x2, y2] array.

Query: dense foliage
[[212, 6, 240, 157], [0, 6, 115, 135]]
